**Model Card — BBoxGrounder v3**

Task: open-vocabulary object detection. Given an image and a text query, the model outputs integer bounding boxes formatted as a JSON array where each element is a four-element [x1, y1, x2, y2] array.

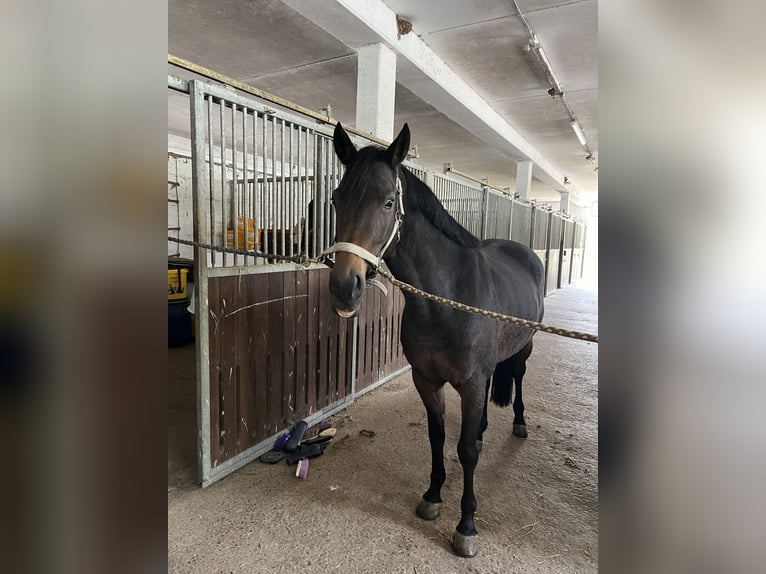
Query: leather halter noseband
[[321, 170, 405, 272]]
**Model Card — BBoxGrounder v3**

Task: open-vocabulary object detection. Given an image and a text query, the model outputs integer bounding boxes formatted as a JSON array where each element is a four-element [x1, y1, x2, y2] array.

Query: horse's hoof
[[452, 531, 479, 557], [513, 424, 528, 438], [416, 498, 441, 520], [476, 439, 483, 452]]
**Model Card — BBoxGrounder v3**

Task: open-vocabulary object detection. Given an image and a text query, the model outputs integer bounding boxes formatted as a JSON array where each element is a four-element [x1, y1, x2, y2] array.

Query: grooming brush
[[284, 420, 308, 452], [273, 432, 290, 452], [295, 458, 309, 480]]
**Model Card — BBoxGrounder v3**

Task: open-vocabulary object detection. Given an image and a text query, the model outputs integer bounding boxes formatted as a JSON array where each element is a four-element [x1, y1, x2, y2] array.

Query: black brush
[[286, 443, 325, 465], [284, 420, 308, 452]]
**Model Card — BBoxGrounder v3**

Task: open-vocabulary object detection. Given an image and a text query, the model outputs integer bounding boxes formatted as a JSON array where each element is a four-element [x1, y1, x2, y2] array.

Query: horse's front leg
[[453, 378, 486, 557], [412, 369, 446, 521]]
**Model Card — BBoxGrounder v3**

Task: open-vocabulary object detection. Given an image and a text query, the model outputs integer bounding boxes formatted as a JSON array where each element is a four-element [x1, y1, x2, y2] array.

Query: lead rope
[[375, 267, 598, 343], [168, 237, 598, 343]]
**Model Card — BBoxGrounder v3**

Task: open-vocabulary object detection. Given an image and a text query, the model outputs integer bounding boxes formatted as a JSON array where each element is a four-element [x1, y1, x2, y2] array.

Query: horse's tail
[[490, 356, 514, 407]]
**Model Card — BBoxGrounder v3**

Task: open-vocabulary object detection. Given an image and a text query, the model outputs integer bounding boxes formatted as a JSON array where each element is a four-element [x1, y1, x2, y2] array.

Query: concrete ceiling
[[168, 0, 597, 206]]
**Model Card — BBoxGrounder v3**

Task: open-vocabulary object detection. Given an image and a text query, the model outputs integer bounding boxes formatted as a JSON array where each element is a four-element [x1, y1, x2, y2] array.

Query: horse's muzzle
[[328, 253, 366, 318]]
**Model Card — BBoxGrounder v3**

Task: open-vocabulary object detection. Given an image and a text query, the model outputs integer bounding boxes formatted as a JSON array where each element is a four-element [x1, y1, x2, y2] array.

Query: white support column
[[356, 43, 397, 141], [516, 161, 533, 201], [559, 190, 570, 214]]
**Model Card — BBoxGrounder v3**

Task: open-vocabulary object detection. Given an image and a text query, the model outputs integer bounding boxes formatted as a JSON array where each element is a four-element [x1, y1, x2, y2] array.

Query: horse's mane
[[342, 147, 480, 248], [403, 168, 481, 248]]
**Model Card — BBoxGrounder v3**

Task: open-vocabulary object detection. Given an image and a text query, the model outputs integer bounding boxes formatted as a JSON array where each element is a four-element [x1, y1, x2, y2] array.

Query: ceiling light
[[527, 35, 564, 97], [570, 119, 587, 146]]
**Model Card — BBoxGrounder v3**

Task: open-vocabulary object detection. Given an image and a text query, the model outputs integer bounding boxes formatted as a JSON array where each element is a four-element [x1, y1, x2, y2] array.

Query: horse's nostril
[[330, 268, 364, 305]]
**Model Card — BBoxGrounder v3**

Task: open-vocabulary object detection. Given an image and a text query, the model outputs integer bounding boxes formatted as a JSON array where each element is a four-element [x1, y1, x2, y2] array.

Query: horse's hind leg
[[477, 377, 490, 452], [512, 340, 534, 438], [412, 369, 446, 521], [453, 376, 487, 557]]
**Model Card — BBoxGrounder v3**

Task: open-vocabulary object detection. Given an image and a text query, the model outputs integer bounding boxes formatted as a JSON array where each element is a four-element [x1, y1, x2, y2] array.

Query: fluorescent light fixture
[[533, 35, 553, 73], [528, 34, 563, 96], [570, 119, 587, 146]]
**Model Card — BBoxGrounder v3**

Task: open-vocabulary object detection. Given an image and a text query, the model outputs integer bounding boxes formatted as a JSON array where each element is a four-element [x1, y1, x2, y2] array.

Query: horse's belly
[[401, 317, 533, 383], [401, 338, 486, 383]]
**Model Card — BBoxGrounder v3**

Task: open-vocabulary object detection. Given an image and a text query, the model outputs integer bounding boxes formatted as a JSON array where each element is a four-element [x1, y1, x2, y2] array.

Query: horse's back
[[481, 239, 545, 298]]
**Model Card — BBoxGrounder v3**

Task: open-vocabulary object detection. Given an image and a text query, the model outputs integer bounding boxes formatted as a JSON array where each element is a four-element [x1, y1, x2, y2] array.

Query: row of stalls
[[168, 75, 586, 486]]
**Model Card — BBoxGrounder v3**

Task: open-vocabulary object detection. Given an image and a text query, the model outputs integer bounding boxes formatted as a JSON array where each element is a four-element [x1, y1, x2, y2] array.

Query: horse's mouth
[[334, 307, 357, 319]]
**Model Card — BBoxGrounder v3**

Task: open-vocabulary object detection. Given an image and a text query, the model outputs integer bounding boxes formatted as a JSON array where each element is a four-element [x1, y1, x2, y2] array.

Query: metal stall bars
[[431, 172, 484, 237], [510, 197, 533, 245], [483, 187, 514, 240]]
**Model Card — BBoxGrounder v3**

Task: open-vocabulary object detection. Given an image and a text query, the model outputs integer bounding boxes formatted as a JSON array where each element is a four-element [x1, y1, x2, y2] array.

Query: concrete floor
[[168, 280, 597, 572]]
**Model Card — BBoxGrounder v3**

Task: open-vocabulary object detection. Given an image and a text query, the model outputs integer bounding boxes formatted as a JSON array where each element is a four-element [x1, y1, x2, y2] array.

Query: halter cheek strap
[[321, 171, 405, 270]]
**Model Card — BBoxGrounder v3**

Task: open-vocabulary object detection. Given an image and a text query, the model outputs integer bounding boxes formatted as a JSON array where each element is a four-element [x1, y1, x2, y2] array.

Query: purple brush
[[295, 458, 309, 480], [273, 432, 290, 452]]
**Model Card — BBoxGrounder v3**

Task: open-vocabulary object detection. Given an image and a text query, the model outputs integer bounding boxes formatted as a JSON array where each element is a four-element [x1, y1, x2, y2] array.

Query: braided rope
[[168, 236, 314, 266], [168, 237, 598, 343], [376, 268, 598, 343]]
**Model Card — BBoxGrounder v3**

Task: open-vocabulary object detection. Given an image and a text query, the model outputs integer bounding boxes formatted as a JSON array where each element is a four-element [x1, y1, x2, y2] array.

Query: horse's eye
[[384, 199, 394, 210]]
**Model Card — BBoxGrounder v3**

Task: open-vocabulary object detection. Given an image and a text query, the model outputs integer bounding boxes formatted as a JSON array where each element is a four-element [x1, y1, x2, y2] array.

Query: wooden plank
[[252, 274, 269, 443], [208, 277, 221, 467], [219, 276, 239, 461], [326, 296, 338, 405], [244, 274, 259, 444], [370, 289, 381, 382], [336, 307, 348, 400], [391, 290, 398, 367], [267, 272, 284, 435], [282, 271, 296, 422], [384, 285, 394, 371], [364, 290, 374, 389], [355, 293, 367, 390], [395, 290, 405, 367], [235, 273, 252, 452], [306, 269, 319, 414], [316, 270, 330, 409], [294, 269, 308, 418]]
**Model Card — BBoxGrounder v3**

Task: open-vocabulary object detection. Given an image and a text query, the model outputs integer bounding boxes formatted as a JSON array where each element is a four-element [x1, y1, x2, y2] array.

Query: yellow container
[[168, 268, 188, 300], [226, 216, 256, 251]]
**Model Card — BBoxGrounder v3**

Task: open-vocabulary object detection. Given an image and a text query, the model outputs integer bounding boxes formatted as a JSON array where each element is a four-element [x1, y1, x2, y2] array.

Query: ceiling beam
[[282, 0, 579, 195]]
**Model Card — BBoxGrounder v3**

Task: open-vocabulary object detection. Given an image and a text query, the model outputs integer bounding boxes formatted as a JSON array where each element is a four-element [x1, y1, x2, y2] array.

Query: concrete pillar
[[559, 191, 570, 214], [516, 161, 533, 200], [356, 43, 397, 141]]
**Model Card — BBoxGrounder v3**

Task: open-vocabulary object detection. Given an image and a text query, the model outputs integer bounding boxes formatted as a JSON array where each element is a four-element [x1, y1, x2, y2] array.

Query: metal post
[[190, 80, 212, 485], [480, 185, 489, 240], [508, 196, 515, 240]]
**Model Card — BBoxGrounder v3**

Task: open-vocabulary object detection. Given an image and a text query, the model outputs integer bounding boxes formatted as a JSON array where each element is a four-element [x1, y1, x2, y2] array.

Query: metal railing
[[168, 74, 586, 276]]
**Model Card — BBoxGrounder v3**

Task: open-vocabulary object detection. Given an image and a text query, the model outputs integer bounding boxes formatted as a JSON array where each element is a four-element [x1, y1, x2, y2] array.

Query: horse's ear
[[385, 123, 410, 167], [333, 122, 357, 165]]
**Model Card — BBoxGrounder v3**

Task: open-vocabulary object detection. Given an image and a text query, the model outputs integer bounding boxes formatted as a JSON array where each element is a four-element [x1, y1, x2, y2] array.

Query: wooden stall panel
[[207, 268, 353, 466], [355, 281, 408, 392]]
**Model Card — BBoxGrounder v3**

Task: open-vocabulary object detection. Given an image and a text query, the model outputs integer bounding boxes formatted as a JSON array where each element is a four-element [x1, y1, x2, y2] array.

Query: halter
[[321, 169, 405, 273]]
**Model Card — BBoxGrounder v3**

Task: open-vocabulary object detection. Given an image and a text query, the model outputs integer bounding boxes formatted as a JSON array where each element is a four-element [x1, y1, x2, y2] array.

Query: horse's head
[[327, 122, 410, 318]]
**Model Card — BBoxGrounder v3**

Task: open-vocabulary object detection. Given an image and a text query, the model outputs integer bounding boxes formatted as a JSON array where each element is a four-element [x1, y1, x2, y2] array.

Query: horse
[[325, 122, 545, 557]]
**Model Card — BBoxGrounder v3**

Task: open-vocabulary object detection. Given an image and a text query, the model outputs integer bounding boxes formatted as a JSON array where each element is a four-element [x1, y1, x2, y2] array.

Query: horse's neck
[[384, 208, 465, 293]]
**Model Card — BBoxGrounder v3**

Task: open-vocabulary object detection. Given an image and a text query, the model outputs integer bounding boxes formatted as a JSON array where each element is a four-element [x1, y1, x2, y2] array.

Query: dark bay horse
[[326, 123, 545, 557]]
